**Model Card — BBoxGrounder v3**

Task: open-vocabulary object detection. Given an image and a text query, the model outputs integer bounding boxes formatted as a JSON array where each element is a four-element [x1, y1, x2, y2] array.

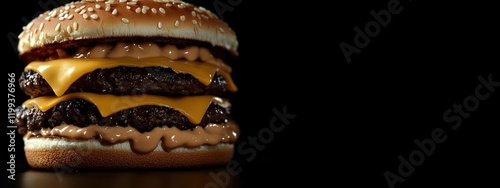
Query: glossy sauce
[[74, 42, 232, 73], [28, 122, 239, 153]]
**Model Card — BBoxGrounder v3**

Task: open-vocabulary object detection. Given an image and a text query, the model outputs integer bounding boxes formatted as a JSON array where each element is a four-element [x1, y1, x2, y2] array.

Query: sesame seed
[[174, 20, 179, 27], [126, 6, 131, 9], [80, 10, 87, 14], [67, 14, 74, 19], [73, 22, 78, 30], [127, 1, 137, 5], [159, 7, 165, 14], [191, 11, 196, 17], [122, 18, 129, 23], [26, 22, 34, 30], [218, 27, 225, 33], [191, 20, 197, 25], [119, 0, 127, 2], [40, 32, 46, 40], [66, 25, 72, 33], [177, 4, 185, 8], [142, 6, 149, 14], [90, 14, 99, 19], [105, 4, 111, 11], [157, 21, 162, 29], [49, 10, 57, 17], [180, 15, 185, 21], [59, 17, 65, 21], [45, 16, 51, 21], [55, 23, 61, 31], [201, 14, 209, 19], [95, 4, 101, 9], [135, 7, 140, 13], [70, 5, 75, 8], [112, 9, 118, 15], [83, 13, 89, 19], [165, 3, 172, 7], [88, 7, 94, 12], [38, 23, 44, 31], [151, 8, 157, 14]]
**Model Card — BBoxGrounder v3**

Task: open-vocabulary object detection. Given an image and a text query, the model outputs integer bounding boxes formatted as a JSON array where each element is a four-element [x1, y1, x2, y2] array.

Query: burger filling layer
[[16, 98, 231, 134], [20, 67, 229, 97], [15, 42, 239, 152]]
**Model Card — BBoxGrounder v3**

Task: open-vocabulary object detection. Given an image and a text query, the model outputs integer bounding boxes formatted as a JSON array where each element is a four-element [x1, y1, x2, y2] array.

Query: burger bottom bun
[[23, 137, 235, 169]]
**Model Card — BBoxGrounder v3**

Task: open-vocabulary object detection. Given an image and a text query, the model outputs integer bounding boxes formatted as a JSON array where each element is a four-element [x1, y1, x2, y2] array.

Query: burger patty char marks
[[19, 67, 228, 97], [15, 98, 231, 134]]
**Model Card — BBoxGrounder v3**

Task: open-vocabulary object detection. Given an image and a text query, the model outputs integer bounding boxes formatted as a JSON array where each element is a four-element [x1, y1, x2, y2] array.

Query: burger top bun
[[17, 0, 238, 58]]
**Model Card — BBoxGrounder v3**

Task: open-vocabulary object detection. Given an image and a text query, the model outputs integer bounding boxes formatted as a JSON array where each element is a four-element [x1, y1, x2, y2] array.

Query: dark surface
[[5, 0, 500, 188]]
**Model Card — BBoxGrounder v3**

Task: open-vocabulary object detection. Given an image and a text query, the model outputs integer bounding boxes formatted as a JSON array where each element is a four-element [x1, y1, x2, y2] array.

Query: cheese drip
[[24, 57, 237, 97], [22, 92, 224, 124]]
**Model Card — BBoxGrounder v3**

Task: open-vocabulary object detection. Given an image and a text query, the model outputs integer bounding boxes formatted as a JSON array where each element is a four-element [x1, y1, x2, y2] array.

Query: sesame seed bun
[[24, 136, 235, 169], [17, 0, 238, 58]]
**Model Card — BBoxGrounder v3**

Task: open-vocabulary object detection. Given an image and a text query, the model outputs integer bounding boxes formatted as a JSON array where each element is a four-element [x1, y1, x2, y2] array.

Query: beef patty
[[19, 66, 228, 97], [15, 98, 231, 134]]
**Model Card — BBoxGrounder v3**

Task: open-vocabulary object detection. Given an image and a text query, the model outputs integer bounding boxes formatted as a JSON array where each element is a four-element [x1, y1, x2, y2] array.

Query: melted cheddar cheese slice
[[25, 57, 237, 97]]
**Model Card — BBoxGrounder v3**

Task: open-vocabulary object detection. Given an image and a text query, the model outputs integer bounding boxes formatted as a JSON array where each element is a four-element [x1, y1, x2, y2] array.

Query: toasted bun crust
[[24, 137, 234, 169], [17, 0, 238, 57]]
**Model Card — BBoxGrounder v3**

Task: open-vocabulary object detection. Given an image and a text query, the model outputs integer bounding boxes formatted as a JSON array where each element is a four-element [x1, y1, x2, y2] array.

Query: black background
[[5, 0, 499, 187]]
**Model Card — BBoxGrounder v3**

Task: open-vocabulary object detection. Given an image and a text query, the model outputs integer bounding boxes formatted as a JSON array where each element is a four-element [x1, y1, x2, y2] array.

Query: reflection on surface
[[17, 167, 241, 188]]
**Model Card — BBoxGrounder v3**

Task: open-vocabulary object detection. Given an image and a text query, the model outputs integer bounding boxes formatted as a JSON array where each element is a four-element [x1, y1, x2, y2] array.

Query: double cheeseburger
[[15, 0, 240, 169]]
